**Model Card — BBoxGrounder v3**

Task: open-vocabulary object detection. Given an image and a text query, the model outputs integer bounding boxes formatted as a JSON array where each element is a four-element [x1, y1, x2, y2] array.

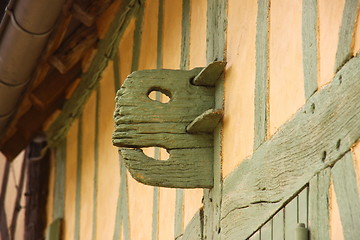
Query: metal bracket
[[112, 61, 226, 188]]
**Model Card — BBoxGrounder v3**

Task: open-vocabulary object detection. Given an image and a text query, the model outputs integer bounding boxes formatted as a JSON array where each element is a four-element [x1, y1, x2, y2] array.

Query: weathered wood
[[25, 149, 51, 240], [181, 209, 203, 240], [9, 152, 27, 239], [74, 116, 82, 240], [174, 188, 184, 238], [261, 219, 272, 240], [249, 231, 260, 240], [273, 209, 284, 240], [50, 26, 98, 74], [298, 186, 308, 227], [285, 197, 298, 239], [0, 161, 10, 240], [254, 0, 270, 149], [72, 0, 113, 26], [45, 218, 62, 240], [47, 0, 138, 145], [31, 64, 82, 110], [309, 168, 330, 240], [331, 152, 360, 240], [121, 147, 213, 188], [186, 109, 223, 133], [220, 54, 360, 239], [334, 0, 360, 72], [302, 0, 318, 99], [53, 138, 66, 220], [192, 61, 226, 87]]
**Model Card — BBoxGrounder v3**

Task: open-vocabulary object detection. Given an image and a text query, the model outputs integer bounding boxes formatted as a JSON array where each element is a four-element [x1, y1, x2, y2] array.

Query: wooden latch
[[112, 61, 226, 188]]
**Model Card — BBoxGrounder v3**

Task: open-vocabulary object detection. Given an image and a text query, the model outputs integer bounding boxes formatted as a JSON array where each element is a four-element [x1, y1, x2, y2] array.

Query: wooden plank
[[331, 152, 360, 240], [72, 0, 112, 26], [45, 218, 62, 240], [131, 3, 145, 72], [152, 187, 159, 240], [192, 61, 226, 87], [53, 138, 66, 220], [334, 0, 360, 72], [254, 0, 270, 149], [220, 53, 360, 239], [298, 186, 308, 227], [261, 219, 272, 240], [0, 161, 10, 240], [309, 168, 330, 240], [285, 197, 298, 239], [181, 209, 203, 240], [249, 231, 260, 240], [272, 209, 284, 240], [174, 189, 184, 238], [74, 116, 83, 240], [186, 109, 223, 134], [47, 0, 139, 146], [91, 88, 99, 240], [302, 0, 319, 99], [50, 26, 98, 74]]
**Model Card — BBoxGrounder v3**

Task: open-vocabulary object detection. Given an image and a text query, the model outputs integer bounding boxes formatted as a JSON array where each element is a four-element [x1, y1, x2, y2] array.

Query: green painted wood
[[45, 218, 62, 240], [46, 0, 139, 145], [254, 0, 270, 150], [74, 116, 83, 240], [156, 0, 163, 69], [331, 152, 360, 240], [298, 187, 308, 227], [249, 231, 260, 240], [334, 0, 360, 72], [120, 157, 130, 240], [53, 138, 66, 220], [285, 197, 298, 239], [203, 0, 227, 239], [273, 209, 285, 240], [174, 189, 184, 238], [186, 109, 223, 134], [181, 209, 203, 240], [113, 155, 124, 240], [121, 147, 213, 188], [180, 0, 190, 70], [261, 219, 272, 240], [131, 0, 145, 73], [152, 187, 159, 240], [192, 61, 226, 87], [309, 168, 330, 240], [220, 54, 360, 239], [91, 87, 100, 240], [302, 0, 318, 99], [295, 223, 308, 240]]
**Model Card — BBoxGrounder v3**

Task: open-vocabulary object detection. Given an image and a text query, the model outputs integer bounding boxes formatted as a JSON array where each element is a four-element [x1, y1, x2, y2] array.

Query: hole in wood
[[336, 139, 341, 150], [147, 87, 171, 103], [141, 147, 170, 161], [310, 103, 315, 114], [321, 151, 327, 162]]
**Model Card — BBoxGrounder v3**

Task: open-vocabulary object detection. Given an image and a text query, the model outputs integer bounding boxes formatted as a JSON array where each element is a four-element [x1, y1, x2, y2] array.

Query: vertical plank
[[254, 0, 270, 149], [174, 189, 184, 238], [334, 0, 360, 72], [53, 138, 66, 220], [92, 88, 100, 240], [74, 115, 83, 240], [298, 186, 308, 227], [260, 219, 272, 240], [204, 0, 227, 239], [272, 209, 285, 240], [0, 161, 10, 240], [285, 197, 298, 239], [309, 168, 331, 240], [331, 152, 360, 240], [249, 231, 260, 240], [302, 0, 319, 99]]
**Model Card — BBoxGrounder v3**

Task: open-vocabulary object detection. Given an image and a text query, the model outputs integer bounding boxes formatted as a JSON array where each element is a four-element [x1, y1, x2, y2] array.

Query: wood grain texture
[[74, 116, 83, 240], [309, 168, 330, 240], [220, 54, 360, 239], [254, 0, 270, 149], [331, 152, 360, 240], [334, 0, 360, 72], [186, 109, 223, 134], [46, 0, 138, 145], [192, 61, 226, 87], [302, 0, 319, 99], [181, 209, 203, 240]]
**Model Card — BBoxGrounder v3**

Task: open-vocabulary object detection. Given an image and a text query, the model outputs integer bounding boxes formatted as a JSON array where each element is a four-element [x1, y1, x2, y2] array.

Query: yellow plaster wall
[[79, 91, 96, 240], [329, 182, 344, 240], [269, 0, 305, 136], [64, 119, 78, 240], [223, 0, 257, 178]]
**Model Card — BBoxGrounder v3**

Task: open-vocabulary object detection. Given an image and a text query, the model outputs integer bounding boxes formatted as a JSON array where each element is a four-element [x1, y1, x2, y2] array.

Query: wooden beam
[[49, 26, 98, 74], [72, 0, 113, 26], [220, 54, 360, 239], [0, 161, 10, 240]]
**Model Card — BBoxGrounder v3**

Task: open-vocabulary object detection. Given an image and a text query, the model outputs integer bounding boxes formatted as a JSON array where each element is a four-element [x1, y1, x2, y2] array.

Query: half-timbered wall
[[39, 0, 360, 239]]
